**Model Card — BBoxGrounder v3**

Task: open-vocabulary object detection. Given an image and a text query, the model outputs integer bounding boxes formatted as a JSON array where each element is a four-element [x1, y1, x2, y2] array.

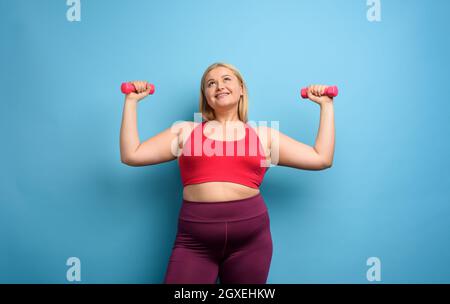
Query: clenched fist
[[305, 84, 334, 105], [124, 81, 153, 102]]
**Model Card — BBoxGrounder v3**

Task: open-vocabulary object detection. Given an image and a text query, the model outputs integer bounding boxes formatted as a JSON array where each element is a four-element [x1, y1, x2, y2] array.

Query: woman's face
[[204, 67, 243, 111]]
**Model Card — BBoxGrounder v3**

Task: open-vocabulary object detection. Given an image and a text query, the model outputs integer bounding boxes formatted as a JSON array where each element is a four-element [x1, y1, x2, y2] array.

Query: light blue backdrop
[[1, 0, 449, 283]]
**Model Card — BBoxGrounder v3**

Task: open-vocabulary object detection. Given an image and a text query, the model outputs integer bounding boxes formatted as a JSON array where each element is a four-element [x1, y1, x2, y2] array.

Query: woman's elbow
[[322, 158, 333, 169], [121, 158, 133, 166], [121, 155, 139, 167]]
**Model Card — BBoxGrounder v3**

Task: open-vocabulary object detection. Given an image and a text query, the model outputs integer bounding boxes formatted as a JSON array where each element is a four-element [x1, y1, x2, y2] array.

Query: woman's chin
[[215, 99, 237, 107]]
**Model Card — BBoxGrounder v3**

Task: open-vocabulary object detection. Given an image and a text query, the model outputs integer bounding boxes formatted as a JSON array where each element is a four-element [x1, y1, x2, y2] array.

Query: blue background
[[1, 0, 449, 283]]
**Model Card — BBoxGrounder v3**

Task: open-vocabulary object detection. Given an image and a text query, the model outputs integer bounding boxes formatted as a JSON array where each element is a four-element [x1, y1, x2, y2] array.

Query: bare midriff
[[182, 182, 260, 202]]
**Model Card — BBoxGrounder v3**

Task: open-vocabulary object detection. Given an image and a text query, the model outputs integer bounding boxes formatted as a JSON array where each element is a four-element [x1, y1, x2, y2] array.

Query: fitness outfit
[[164, 121, 272, 284]]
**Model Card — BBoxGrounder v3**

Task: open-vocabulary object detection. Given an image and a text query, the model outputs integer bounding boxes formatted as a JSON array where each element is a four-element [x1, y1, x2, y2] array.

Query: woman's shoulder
[[246, 123, 273, 152], [247, 123, 271, 137], [172, 120, 201, 132], [173, 121, 203, 150]]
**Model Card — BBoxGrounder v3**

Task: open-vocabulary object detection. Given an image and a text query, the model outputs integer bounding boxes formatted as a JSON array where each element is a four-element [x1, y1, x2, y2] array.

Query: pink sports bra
[[178, 121, 269, 189]]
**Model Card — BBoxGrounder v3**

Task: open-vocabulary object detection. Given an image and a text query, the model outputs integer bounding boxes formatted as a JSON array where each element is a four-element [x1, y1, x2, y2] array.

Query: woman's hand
[[125, 80, 153, 102], [305, 84, 334, 106]]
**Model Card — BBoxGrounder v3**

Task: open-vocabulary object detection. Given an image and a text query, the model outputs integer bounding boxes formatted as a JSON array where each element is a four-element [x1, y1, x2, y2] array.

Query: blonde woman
[[120, 62, 335, 283]]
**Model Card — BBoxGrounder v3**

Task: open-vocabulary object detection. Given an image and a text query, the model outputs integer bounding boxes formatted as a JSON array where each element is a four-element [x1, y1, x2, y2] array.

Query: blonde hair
[[199, 62, 249, 122]]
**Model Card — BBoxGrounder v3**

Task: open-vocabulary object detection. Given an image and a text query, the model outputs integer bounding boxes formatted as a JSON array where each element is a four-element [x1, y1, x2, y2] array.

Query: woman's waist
[[182, 182, 260, 202], [179, 186, 267, 222]]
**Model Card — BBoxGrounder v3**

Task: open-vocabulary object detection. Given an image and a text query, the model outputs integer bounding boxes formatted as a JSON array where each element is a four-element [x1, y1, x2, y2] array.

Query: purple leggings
[[164, 192, 273, 284]]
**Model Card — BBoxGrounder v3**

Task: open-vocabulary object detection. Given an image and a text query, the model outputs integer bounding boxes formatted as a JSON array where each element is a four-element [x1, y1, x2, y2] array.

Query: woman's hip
[[179, 192, 268, 223]]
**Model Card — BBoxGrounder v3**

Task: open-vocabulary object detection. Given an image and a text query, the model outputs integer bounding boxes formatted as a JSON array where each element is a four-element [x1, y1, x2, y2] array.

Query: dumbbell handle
[[121, 82, 155, 95], [301, 86, 338, 99]]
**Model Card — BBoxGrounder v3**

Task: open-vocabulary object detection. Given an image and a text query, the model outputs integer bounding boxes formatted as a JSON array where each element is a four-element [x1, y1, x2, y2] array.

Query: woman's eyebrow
[[207, 74, 232, 82]]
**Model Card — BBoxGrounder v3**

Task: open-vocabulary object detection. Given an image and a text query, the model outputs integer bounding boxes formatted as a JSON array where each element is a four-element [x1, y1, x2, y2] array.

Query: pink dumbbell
[[301, 85, 338, 99], [121, 82, 155, 95]]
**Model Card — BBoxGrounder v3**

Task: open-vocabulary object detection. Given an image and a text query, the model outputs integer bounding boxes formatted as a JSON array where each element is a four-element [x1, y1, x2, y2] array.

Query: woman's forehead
[[206, 67, 234, 79]]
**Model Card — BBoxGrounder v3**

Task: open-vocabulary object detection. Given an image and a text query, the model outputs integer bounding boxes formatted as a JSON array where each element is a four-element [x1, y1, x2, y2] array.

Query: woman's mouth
[[216, 93, 230, 99]]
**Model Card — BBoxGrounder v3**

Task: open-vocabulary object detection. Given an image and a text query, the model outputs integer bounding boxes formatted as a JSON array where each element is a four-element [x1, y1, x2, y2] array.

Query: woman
[[119, 62, 335, 283]]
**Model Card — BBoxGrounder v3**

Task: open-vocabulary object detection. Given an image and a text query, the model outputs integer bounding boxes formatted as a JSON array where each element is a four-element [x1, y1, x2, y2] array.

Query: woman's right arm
[[119, 81, 183, 166]]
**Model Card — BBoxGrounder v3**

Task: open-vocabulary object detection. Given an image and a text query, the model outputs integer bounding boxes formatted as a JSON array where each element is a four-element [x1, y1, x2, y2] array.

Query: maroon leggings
[[164, 192, 273, 284]]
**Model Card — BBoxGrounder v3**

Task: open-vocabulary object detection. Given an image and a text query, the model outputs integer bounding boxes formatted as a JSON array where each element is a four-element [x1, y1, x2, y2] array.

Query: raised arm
[[268, 84, 335, 170], [119, 80, 182, 166]]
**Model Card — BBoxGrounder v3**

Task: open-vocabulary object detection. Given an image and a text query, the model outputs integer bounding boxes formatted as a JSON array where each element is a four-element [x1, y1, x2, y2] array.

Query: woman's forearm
[[120, 98, 141, 162], [313, 102, 335, 166]]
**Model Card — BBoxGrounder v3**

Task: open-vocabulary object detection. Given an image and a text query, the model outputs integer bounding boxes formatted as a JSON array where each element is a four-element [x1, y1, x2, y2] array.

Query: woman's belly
[[182, 182, 260, 202]]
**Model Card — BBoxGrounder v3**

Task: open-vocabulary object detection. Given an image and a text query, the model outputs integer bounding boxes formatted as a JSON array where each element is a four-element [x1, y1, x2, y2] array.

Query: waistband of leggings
[[179, 192, 268, 223]]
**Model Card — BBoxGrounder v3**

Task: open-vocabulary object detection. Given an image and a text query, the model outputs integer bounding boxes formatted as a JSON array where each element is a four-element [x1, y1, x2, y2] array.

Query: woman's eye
[[207, 77, 231, 87]]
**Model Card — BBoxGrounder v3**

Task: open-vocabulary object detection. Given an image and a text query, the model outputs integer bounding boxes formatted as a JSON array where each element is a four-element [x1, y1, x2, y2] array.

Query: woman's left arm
[[267, 84, 335, 170]]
